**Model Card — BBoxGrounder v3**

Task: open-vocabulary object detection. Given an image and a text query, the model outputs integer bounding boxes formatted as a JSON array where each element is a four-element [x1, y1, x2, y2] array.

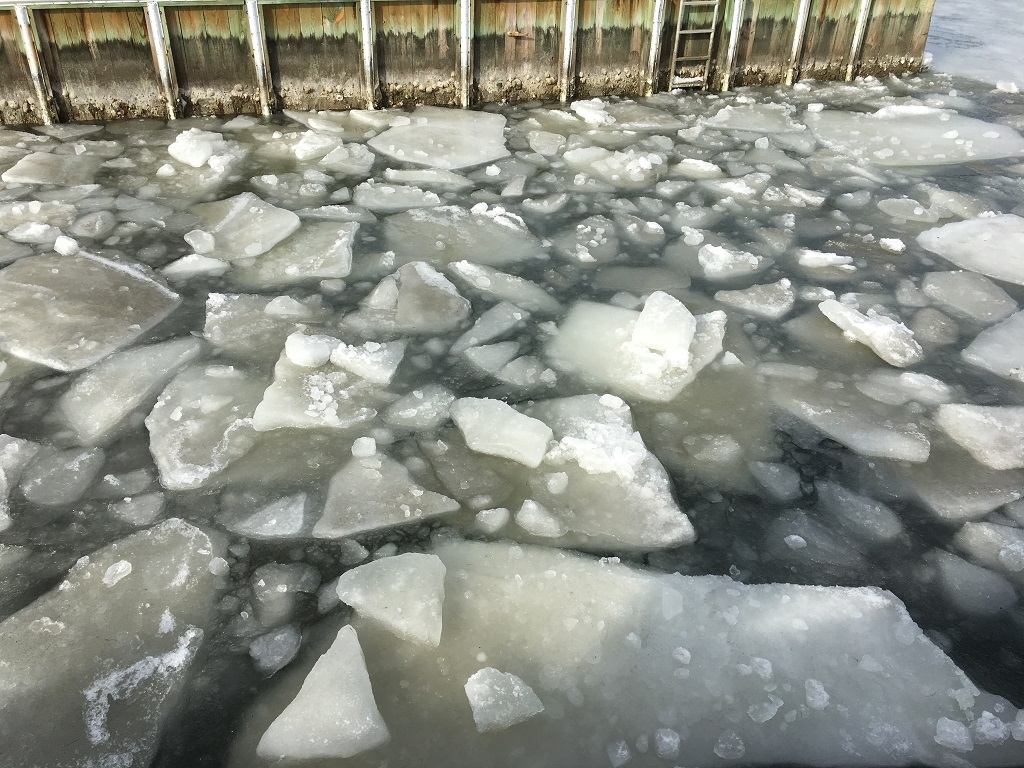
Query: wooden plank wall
[[0, 0, 938, 125], [264, 3, 363, 111], [475, 0, 562, 103], [166, 4, 259, 116], [0, 10, 39, 125], [36, 7, 163, 121]]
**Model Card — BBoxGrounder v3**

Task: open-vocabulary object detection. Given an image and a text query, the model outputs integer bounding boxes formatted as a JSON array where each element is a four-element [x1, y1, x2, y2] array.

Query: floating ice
[[313, 452, 460, 538], [146, 365, 263, 490], [446, 261, 561, 315], [383, 205, 541, 271], [344, 262, 471, 336], [335, 553, 445, 646], [935, 404, 1024, 470], [59, 337, 203, 445], [465, 668, 545, 733], [818, 299, 923, 368], [368, 106, 509, 170], [193, 192, 301, 261], [256, 625, 390, 761], [230, 540, 1024, 768], [962, 310, 1024, 382], [451, 398, 553, 468], [563, 147, 666, 189], [1, 151, 101, 185], [168, 128, 229, 168], [918, 214, 1024, 286], [19, 447, 104, 507], [546, 296, 725, 402], [233, 221, 358, 288], [807, 106, 1024, 166], [0, 252, 179, 371], [203, 292, 325, 365], [716, 279, 795, 319], [383, 385, 456, 431], [696, 244, 772, 280], [0, 520, 224, 768]]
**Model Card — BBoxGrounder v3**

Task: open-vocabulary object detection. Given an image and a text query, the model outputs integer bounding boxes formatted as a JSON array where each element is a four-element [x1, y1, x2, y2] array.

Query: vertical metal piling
[[358, 0, 377, 108], [644, 0, 667, 96], [721, 0, 744, 91], [559, 0, 578, 103], [245, 0, 273, 115], [459, 0, 473, 107], [847, 0, 874, 81], [145, 0, 179, 119], [14, 5, 55, 124], [786, 0, 811, 86]]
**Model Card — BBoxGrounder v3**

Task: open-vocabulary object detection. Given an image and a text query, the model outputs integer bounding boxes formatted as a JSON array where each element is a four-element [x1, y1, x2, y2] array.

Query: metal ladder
[[669, 0, 723, 89]]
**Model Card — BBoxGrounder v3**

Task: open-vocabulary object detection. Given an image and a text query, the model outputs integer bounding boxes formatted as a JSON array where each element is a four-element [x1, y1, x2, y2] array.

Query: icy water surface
[[2, 72, 1024, 768]]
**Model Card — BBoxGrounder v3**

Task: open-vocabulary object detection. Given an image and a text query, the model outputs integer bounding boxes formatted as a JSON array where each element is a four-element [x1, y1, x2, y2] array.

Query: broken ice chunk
[[383, 385, 455, 431], [313, 452, 460, 538], [771, 379, 930, 463], [446, 261, 561, 315], [748, 461, 801, 502], [221, 494, 308, 539], [168, 128, 228, 168], [921, 271, 1017, 324], [450, 398, 553, 468], [563, 147, 666, 189], [368, 106, 509, 170], [816, 480, 904, 545], [330, 339, 406, 385], [353, 181, 440, 212], [807, 106, 1024, 166], [146, 365, 263, 490], [935, 405, 1024, 470], [251, 348, 388, 432], [853, 370, 952, 406], [632, 291, 696, 364], [962, 310, 1024, 382], [58, 337, 203, 445], [1, 151, 101, 186], [0, 519, 224, 768], [383, 205, 541, 272], [192, 192, 300, 261], [451, 302, 530, 355], [203, 293, 325, 365], [465, 668, 545, 733], [344, 262, 471, 335], [818, 299, 923, 368], [19, 447, 104, 507], [0, 252, 179, 372], [715, 279, 795, 320], [929, 549, 1017, 617], [953, 522, 1024, 587], [335, 553, 445, 646], [515, 499, 568, 538], [250, 625, 302, 676], [256, 625, 390, 761], [546, 300, 726, 402], [233, 221, 358, 288], [918, 215, 1024, 287], [696, 244, 772, 281]]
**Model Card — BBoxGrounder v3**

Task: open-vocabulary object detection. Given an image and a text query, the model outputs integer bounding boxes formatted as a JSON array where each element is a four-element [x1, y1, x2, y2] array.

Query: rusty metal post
[[245, 0, 273, 115], [644, 0, 668, 96], [14, 5, 56, 125], [359, 0, 378, 108], [847, 0, 873, 81], [721, 0, 745, 91], [559, 0, 579, 103], [145, 0, 179, 119], [459, 0, 473, 107], [786, 0, 811, 86]]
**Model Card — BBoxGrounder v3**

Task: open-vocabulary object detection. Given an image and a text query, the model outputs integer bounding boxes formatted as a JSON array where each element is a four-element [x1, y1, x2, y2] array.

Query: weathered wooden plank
[[36, 7, 163, 121], [264, 3, 363, 111], [374, 0, 458, 107], [475, 0, 562, 103], [574, 0, 652, 98], [858, 0, 933, 77], [166, 4, 259, 116], [0, 10, 42, 125]]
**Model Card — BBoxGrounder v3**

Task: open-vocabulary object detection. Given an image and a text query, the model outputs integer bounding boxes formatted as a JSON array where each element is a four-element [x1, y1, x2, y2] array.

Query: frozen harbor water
[[1, 67, 1024, 768]]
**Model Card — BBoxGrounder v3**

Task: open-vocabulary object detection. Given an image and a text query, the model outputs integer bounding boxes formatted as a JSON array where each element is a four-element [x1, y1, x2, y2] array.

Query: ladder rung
[[677, 28, 714, 35], [680, 1, 719, 5], [672, 77, 706, 86], [675, 54, 712, 62]]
